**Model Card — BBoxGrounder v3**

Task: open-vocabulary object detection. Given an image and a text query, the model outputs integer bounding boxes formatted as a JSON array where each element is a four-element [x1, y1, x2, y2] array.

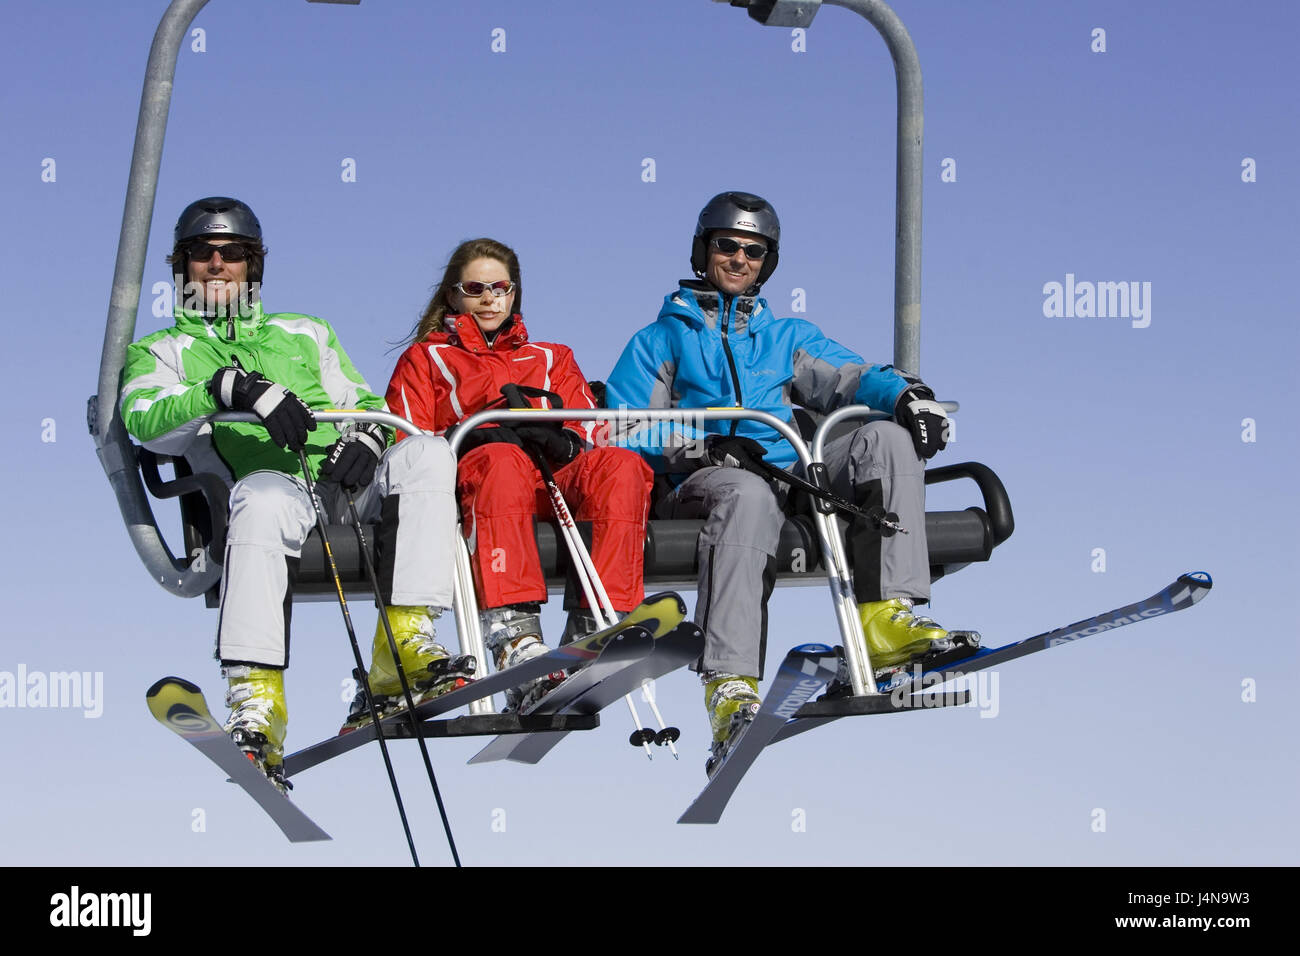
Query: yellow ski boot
[[341, 606, 474, 732], [703, 673, 760, 777], [858, 598, 954, 670], [222, 665, 288, 787]]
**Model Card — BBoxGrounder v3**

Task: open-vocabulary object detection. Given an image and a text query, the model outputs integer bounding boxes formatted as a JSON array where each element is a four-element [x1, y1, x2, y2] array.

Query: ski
[[469, 622, 705, 765], [771, 571, 1214, 745], [283, 591, 687, 778], [146, 677, 331, 843], [467, 625, 655, 764], [677, 644, 839, 825]]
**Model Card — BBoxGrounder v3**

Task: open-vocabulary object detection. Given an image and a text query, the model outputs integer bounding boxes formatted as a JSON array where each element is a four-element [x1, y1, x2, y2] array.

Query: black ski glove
[[894, 384, 948, 460], [515, 423, 582, 466], [209, 366, 316, 451], [447, 424, 523, 457], [319, 422, 387, 490], [703, 434, 767, 470]]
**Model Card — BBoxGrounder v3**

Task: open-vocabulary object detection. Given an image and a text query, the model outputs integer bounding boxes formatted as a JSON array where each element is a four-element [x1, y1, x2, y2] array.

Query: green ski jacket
[[120, 301, 386, 480]]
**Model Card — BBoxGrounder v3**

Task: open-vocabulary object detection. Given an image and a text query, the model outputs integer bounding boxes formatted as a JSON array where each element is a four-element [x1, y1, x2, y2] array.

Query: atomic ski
[[146, 677, 330, 843], [677, 644, 839, 825], [772, 571, 1214, 745], [284, 591, 688, 778], [469, 622, 705, 765]]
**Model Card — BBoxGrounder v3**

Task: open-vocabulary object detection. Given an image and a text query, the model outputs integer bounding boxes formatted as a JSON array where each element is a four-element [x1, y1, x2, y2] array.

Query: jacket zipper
[[719, 295, 744, 437]]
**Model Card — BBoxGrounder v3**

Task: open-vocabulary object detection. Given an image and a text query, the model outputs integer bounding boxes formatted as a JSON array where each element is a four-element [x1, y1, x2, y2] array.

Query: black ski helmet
[[172, 196, 264, 282], [691, 191, 781, 291]]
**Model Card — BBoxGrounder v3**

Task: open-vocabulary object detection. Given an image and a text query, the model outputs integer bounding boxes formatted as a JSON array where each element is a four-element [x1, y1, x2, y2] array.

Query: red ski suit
[[387, 314, 652, 611]]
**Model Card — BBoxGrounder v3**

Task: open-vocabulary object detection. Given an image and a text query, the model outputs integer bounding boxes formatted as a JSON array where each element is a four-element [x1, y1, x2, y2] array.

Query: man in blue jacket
[[605, 191, 972, 771]]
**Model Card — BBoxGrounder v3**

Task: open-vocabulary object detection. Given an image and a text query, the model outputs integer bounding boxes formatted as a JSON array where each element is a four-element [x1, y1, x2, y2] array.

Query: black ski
[[284, 591, 687, 778], [677, 644, 838, 825], [146, 677, 330, 843], [678, 572, 1212, 824], [772, 571, 1214, 745], [469, 622, 705, 765]]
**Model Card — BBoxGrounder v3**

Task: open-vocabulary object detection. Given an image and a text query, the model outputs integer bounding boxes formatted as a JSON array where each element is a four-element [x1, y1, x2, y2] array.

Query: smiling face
[[451, 256, 516, 335], [185, 238, 250, 312], [704, 230, 767, 296]]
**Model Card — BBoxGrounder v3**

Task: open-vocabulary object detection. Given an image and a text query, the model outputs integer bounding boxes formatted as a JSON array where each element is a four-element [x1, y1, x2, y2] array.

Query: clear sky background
[[1, 0, 1295, 866]]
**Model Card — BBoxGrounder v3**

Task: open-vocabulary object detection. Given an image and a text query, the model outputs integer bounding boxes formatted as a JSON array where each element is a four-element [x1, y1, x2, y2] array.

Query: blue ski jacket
[[604, 282, 912, 474]]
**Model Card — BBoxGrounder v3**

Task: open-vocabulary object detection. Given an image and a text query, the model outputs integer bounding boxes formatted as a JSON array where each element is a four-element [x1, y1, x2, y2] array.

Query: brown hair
[[412, 238, 522, 343]]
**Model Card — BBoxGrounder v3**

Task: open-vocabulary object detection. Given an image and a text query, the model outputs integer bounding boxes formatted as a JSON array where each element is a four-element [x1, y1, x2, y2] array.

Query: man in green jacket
[[120, 197, 464, 785]]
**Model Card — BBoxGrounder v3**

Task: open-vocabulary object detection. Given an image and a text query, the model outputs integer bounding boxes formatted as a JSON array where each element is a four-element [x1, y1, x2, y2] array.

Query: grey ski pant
[[660, 420, 929, 680], [216, 434, 458, 668]]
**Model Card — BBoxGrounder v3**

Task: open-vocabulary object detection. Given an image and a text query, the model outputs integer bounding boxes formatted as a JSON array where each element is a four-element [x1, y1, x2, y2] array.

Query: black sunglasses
[[187, 241, 253, 263], [710, 236, 768, 260]]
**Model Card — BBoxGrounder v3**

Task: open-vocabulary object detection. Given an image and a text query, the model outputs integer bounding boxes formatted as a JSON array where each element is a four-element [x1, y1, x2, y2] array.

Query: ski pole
[[527, 446, 657, 760], [496, 384, 671, 756], [296, 450, 423, 867], [345, 491, 463, 868], [747, 454, 907, 534], [639, 678, 680, 758]]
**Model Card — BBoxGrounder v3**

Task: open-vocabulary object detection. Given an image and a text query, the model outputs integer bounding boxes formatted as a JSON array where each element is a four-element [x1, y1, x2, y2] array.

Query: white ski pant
[[659, 420, 928, 680], [216, 435, 458, 668]]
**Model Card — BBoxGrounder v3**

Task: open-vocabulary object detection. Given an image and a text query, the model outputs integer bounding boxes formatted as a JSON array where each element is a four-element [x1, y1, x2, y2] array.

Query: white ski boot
[[482, 605, 565, 713]]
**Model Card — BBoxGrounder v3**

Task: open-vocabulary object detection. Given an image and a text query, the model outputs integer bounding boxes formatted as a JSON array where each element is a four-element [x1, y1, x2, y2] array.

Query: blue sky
[[1, 0, 1296, 866]]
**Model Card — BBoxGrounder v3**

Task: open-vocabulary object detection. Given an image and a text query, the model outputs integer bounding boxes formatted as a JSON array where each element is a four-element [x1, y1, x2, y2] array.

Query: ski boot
[[873, 626, 981, 690], [703, 673, 760, 778], [823, 600, 980, 697], [483, 604, 565, 713], [559, 607, 602, 647], [340, 606, 475, 733], [223, 664, 289, 791]]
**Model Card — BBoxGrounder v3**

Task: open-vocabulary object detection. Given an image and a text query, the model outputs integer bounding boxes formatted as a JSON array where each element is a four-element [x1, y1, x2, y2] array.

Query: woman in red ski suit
[[386, 238, 653, 704]]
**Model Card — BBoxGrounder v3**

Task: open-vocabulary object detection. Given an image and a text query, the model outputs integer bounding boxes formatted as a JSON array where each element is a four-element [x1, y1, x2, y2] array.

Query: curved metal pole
[[808, 405, 890, 695], [734, 0, 924, 374], [808, 401, 956, 694], [806, 402, 950, 695], [824, 0, 924, 376], [91, 0, 213, 597], [92, 0, 354, 598]]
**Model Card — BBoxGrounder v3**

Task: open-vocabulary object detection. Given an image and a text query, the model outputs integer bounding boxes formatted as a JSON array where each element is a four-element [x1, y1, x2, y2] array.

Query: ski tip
[[146, 676, 202, 699], [677, 808, 720, 825], [791, 643, 835, 655], [1181, 571, 1212, 587], [146, 676, 221, 734], [645, 590, 688, 615]]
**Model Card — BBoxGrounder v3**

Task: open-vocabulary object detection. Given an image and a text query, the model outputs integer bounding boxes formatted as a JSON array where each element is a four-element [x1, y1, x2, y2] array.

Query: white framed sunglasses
[[455, 279, 515, 298]]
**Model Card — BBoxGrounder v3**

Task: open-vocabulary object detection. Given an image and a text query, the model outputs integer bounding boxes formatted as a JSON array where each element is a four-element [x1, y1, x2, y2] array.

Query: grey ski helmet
[[172, 196, 264, 283], [691, 191, 781, 291], [174, 196, 262, 245]]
